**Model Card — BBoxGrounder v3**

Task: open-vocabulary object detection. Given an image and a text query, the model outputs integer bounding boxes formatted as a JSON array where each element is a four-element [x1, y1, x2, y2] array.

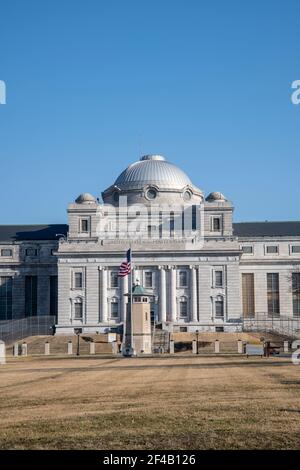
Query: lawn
[[0, 355, 299, 449]]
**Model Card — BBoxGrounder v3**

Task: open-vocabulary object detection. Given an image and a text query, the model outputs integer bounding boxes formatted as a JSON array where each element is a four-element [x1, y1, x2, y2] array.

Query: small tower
[[123, 283, 152, 355]]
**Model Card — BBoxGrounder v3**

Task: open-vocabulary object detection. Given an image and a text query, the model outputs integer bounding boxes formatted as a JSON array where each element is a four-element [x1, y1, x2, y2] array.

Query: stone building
[[1, 154, 300, 334]]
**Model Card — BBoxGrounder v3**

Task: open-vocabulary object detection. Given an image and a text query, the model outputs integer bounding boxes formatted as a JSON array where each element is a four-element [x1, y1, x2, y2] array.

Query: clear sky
[[0, 0, 299, 224]]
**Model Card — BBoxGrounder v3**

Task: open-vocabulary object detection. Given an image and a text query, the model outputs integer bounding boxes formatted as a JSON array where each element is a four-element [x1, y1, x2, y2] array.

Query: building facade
[[1, 154, 300, 334]]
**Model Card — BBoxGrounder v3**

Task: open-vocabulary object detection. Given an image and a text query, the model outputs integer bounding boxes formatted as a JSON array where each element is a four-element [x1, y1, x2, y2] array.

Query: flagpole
[[130, 246, 133, 353]]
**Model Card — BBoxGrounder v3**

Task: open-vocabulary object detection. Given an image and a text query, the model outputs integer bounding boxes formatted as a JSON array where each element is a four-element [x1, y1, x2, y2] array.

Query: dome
[[206, 191, 227, 202], [75, 192, 97, 204], [114, 155, 193, 190]]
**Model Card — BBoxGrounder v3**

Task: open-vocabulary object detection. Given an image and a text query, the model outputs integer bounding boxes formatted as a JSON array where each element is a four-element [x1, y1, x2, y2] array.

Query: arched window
[[179, 296, 188, 318], [111, 297, 119, 318], [74, 297, 83, 320], [215, 296, 224, 318]]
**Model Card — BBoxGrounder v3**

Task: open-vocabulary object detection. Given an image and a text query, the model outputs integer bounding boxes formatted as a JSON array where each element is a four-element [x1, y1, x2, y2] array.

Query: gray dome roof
[[206, 191, 227, 202], [75, 192, 97, 204], [114, 155, 193, 190]]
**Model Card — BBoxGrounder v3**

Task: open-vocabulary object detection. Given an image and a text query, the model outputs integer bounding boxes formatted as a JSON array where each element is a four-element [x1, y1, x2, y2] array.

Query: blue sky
[[0, 0, 299, 224]]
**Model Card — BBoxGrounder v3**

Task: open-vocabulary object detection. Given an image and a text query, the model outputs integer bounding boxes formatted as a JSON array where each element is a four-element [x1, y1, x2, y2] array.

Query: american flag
[[118, 249, 132, 277]]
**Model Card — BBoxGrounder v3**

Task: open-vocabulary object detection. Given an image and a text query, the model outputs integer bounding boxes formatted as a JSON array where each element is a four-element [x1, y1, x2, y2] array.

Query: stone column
[[90, 342, 95, 355], [45, 342, 50, 355], [0, 341, 6, 365], [170, 267, 177, 322], [197, 265, 201, 322], [190, 266, 198, 322], [159, 266, 166, 323], [100, 268, 108, 322], [13, 342, 18, 357], [120, 275, 128, 323], [22, 342, 27, 356]]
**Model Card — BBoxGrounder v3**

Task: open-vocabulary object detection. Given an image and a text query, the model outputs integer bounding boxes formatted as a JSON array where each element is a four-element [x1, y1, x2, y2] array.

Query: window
[[110, 272, 118, 288], [0, 277, 12, 320], [80, 219, 89, 233], [212, 217, 221, 232], [179, 270, 188, 287], [143, 297, 148, 303], [183, 190, 192, 202], [215, 298, 224, 318], [292, 273, 300, 317], [145, 271, 153, 288], [179, 298, 188, 317], [50, 276, 58, 317], [291, 246, 300, 254], [146, 188, 157, 200], [242, 273, 255, 318], [192, 205, 197, 231], [111, 300, 119, 318], [215, 271, 223, 288], [25, 276, 37, 317], [150, 302, 155, 322], [267, 273, 280, 317], [266, 245, 278, 254], [147, 225, 157, 238], [26, 248, 37, 256], [215, 326, 224, 332], [74, 272, 83, 289], [170, 212, 175, 237], [74, 298, 83, 320], [1, 249, 12, 257], [242, 246, 253, 254]]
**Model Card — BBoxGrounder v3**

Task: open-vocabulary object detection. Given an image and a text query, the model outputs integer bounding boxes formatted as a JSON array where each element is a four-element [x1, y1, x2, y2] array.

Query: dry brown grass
[[0, 355, 300, 450]]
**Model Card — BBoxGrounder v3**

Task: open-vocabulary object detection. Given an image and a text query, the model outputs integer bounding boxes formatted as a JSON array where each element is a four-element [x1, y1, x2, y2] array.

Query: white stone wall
[[0, 241, 59, 319], [239, 238, 300, 317]]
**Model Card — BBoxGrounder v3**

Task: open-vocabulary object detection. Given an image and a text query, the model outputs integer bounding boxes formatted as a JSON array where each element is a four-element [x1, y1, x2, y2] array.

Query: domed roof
[[206, 191, 227, 202], [75, 192, 97, 204], [114, 155, 193, 190]]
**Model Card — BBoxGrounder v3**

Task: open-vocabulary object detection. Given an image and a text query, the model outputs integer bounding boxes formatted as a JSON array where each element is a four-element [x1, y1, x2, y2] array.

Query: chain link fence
[[0, 316, 56, 344]]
